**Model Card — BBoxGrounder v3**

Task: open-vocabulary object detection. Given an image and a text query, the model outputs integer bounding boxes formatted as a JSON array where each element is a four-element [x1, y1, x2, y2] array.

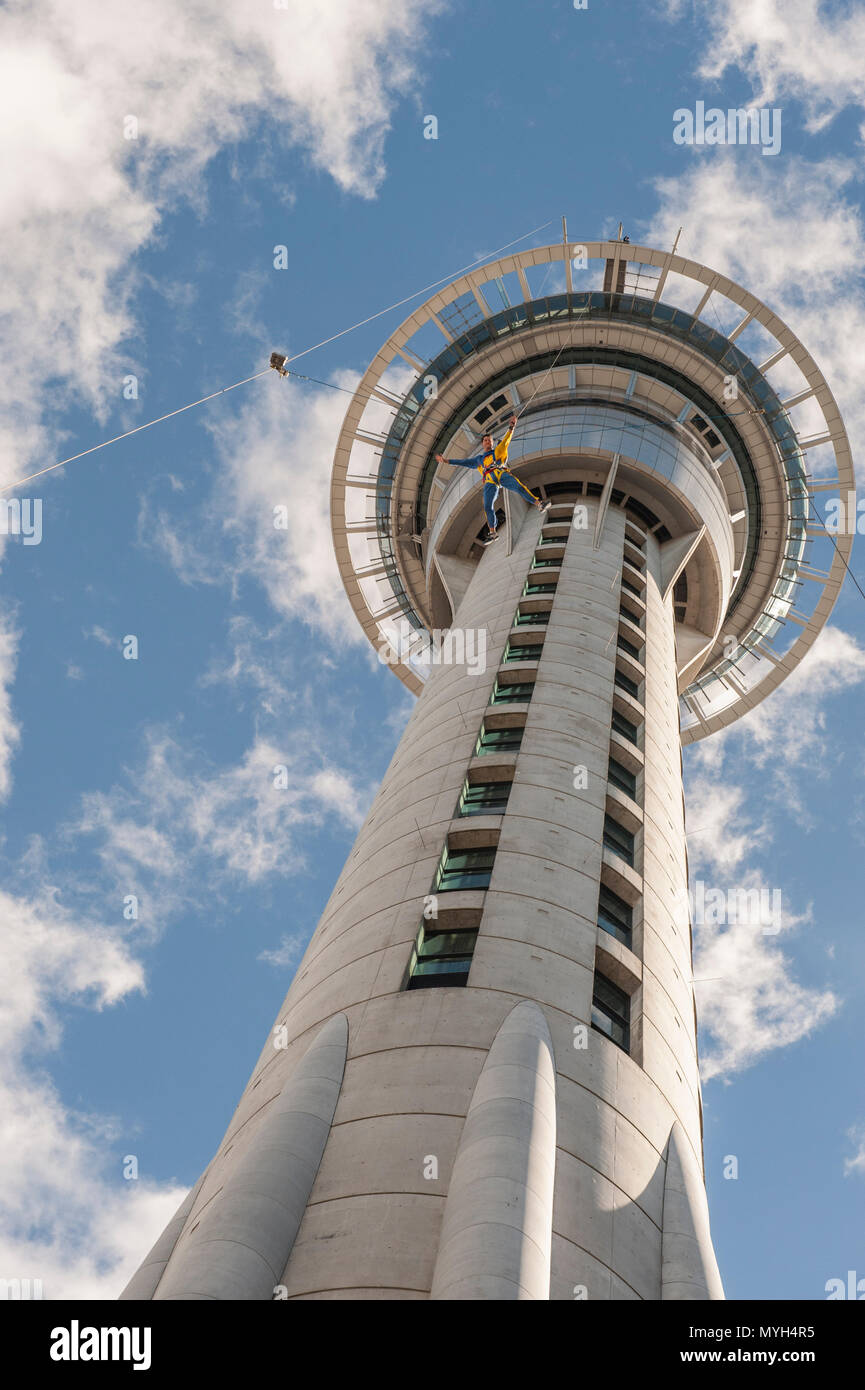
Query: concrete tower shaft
[[124, 240, 852, 1301]]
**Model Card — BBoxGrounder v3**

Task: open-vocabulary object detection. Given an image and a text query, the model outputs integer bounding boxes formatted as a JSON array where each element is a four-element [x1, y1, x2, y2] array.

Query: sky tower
[[123, 236, 853, 1301]]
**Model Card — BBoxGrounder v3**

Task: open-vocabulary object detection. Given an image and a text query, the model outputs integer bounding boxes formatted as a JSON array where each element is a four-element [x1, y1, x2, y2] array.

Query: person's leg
[[499, 470, 541, 506], [482, 482, 499, 530]]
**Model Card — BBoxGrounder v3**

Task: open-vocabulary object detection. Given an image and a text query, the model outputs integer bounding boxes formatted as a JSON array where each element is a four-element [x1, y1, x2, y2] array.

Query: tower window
[[475, 723, 524, 755], [434, 845, 496, 892], [514, 608, 550, 627], [614, 668, 641, 700], [624, 498, 661, 531], [456, 778, 512, 817], [523, 580, 557, 596], [617, 633, 643, 661], [490, 679, 534, 705], [407, 923, 479, 989], [597, 885, 633, 947], [611, 708, 640, 745], [620, 599, 644, 629], [603, 814, 635, 867], [592, 972, 631, 1051], [504, 641, 543, 663], [607, 756, 637, 799]]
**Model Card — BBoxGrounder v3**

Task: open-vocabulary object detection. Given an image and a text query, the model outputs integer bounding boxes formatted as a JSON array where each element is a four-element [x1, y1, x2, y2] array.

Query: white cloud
[[0, 0, 438, 483], [75, 729, 372, 930], [694, 881, 838, 1081], [680, 628, 864, 1081], [683, 0, 865, 131], [83, 625, 115, 649], [685, 779, 766, 875], [844, 1125, 865, 1179], [686, 626, 865, 816], [142, 375, 364, 641], [209, 378, 358, 637], [0, 610, 20, 803], [684, 758, 838, 1081], [258, 932, 309, 970], [0, 884, 185, 1299], [650, 95, 865, 1089], [732, 625, 865, 764], [646, 156, 865, 476]]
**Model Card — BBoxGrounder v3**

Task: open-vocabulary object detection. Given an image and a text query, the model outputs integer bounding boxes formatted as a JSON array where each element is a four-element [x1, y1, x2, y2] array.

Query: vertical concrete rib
[[661, 1121, 724, 1300], [118, 1174, 206, 1301], [152, 1013, 348, 1300], [430, 1000, 557, 1300]]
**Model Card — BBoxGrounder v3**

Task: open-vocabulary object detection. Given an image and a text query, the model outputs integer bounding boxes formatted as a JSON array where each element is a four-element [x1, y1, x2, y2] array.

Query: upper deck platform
[[330, 240, 853, 741]]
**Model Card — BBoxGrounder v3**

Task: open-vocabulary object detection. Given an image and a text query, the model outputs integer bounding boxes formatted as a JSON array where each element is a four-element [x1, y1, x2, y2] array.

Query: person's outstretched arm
[[434, 451, 481, 469], [495, 414, 519, 462]]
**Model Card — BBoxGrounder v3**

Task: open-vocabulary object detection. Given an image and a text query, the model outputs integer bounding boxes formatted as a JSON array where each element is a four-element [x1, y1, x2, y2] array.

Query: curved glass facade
[[368, 289, 812, 708], [375, 292, 807, 631]]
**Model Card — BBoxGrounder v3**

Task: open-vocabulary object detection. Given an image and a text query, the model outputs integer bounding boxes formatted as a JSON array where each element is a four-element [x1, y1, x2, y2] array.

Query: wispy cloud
[[694, 888, 837, 1081], [646, 156, 865, 475], [258, 931, 309, 970], [680, 0, 865, 131], [0, 0, 439, 484], [843, 1125, 865, 1179], [0, 609, 20, 802], [83, 625, 116, 650], [680, 628, 864, 1082], [0, 882, 185, 1298], [140, 374, 365, 642], [73, 728, 372, 933]]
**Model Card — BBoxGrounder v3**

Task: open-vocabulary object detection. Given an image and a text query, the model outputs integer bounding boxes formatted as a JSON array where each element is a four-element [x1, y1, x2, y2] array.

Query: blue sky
[[1, 0, 864, 1299]]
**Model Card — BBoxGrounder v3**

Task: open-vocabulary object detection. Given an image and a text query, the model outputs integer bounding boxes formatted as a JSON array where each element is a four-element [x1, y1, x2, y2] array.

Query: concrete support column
[[430, 1000, 557, 1300]]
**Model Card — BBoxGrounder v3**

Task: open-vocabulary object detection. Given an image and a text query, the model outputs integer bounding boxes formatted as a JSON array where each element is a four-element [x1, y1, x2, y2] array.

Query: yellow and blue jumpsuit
[[443, 425, 539, 529]]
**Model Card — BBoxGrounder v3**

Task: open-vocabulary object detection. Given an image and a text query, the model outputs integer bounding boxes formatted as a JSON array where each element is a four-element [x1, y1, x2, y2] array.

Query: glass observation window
[[617, 634, 643, 661], [592, 972, 631, 1051], [614, 668, 641, 700], [434, 845, 496, 892], [603, 814, 635, 866], [475, 723, 524, 755], [456, 778, 512, 817], [623, 606, 645, 633], [523, 581, 557, 596], [607, 756, 637, 800], [514, 609, 550, 626], [597, 885, 634, 947], [611, 708, 640, 745], [406, 924, 479, 990], [531, 558, 561, 569], [491, 680, 534, 705], [504, 642, 543, 663]]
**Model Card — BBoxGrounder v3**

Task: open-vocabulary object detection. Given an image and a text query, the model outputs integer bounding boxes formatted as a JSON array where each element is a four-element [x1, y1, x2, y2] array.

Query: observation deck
[[331, 240, 853, 741]]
